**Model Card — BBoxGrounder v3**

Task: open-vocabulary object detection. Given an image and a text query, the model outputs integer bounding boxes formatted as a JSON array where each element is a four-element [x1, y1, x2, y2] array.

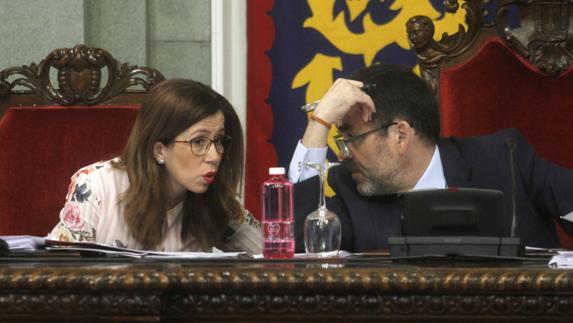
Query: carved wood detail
[[0, 44, 165, 106], [496, 0, 573, 76], [2, 267, 573, 292], [1, 265, 573, 319], [407, 0, 573, 96], [0, 293, 572, 318], [406, 0, 485, 94]]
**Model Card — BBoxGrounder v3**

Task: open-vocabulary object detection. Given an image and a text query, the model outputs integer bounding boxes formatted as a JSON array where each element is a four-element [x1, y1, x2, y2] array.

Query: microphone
[[506, 138, 518, 238]]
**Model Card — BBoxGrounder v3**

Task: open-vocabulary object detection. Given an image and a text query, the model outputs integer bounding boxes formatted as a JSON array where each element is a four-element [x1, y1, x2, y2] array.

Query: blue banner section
[[267, 0, 459, 166]]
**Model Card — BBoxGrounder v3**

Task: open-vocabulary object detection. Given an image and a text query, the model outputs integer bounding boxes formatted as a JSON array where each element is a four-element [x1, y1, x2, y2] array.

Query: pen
[[299, 83, 376, 113], [305, 162, 340, 169]]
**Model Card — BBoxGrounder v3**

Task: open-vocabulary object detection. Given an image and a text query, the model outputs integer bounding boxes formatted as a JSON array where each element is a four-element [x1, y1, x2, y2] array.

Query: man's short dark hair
[[350, 64, 440, 144]]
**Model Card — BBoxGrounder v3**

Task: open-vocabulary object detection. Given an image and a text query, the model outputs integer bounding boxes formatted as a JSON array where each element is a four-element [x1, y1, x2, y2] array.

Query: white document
[[141, 251, 250, 259], [44, 241, 250, 259], [548, 251, 573, 269], [252, 250, 353, 259], [0, 235, 249, 259], [0, 235, 46, 252]]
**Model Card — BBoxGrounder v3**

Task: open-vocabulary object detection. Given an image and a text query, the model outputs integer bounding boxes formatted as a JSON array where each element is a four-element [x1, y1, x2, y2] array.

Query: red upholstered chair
[[0, 45, 165, 236], [407, 0, 573, 248]]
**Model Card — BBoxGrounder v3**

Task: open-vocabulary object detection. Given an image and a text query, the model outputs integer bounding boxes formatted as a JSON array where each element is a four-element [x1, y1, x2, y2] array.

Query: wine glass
[[304, 160, 342, 257]]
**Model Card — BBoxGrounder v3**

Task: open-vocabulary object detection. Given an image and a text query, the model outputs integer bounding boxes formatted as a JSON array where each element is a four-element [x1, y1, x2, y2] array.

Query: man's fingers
[[355, 91, 376, 123], [314, 78, 375, 124]]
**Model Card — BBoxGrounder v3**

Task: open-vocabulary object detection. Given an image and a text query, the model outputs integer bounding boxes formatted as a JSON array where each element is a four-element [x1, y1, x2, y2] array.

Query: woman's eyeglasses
[[173, 135, 232, 156]]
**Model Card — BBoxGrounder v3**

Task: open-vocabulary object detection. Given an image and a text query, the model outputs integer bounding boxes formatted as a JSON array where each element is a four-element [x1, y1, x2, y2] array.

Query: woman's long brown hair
[[112, 79, 244, 250]]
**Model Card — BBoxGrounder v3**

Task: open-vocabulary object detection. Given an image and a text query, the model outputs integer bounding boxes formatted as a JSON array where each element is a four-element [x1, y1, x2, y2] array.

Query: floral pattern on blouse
[[224, 210, 261, 240], [51, 162, 106, 243], [49, 160, 263, 253]]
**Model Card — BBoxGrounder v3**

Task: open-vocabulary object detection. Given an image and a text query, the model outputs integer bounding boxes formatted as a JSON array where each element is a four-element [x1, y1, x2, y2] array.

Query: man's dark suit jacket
[[294, 129, 573, 252]]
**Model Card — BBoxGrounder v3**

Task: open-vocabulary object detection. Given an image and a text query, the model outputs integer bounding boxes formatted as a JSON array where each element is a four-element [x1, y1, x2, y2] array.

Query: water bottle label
[[266, 223, 281, 237], [263, 221, 295, 259], [263, 221, 294, 240]]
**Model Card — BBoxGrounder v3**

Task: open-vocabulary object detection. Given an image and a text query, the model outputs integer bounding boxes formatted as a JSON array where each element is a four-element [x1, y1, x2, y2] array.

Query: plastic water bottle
[[261, 167, 295, 259]]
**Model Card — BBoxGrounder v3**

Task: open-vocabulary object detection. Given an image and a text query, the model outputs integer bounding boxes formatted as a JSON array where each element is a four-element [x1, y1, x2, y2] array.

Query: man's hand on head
[[301, 78, 376, 149], [313, 78, 376, 126]]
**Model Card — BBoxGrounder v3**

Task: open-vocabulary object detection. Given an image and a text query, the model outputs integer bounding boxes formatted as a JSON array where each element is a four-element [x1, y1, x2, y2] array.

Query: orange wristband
[[310, 114, 331, 130]]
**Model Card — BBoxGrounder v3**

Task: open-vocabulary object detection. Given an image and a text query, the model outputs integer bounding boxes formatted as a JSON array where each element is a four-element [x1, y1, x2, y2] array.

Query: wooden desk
[[0, 256, 572, 322]]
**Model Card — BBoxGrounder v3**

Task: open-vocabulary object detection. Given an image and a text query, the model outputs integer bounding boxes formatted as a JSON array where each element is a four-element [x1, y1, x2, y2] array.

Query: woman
[[48, 79, 262, 253]]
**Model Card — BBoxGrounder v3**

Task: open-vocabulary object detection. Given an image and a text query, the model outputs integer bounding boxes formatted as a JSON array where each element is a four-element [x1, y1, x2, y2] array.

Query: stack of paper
[[548, 251, 573, 269], [0, 235, 45, 254], [0, 235, 249, 259]]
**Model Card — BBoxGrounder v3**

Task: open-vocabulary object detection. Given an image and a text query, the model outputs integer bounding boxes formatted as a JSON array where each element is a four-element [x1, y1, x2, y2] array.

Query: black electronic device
[[388, 188, 523, 257]]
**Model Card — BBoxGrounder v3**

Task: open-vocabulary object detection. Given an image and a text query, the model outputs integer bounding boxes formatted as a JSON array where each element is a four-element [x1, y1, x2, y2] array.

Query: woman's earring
[[157, 159, 165, 165]]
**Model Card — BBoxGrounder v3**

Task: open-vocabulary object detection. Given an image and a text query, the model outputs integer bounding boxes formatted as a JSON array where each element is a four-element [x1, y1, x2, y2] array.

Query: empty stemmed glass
[[304, 160, 342, 257]]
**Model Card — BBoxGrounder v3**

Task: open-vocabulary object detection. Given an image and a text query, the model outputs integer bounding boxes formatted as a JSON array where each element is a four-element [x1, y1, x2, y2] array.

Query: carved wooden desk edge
[[1, 261, 573, 320]]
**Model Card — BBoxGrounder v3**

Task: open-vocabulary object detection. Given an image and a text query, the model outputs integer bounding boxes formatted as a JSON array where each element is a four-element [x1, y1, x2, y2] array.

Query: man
[[289, 64, 573, 253]]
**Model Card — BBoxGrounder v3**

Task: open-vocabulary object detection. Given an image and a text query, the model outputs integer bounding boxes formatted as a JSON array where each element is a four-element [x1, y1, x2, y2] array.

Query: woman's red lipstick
[[202, 172, 216, 184]]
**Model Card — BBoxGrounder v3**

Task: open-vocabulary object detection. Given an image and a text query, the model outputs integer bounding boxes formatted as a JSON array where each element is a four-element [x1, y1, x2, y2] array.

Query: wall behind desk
[[0, 0, 212, 85]]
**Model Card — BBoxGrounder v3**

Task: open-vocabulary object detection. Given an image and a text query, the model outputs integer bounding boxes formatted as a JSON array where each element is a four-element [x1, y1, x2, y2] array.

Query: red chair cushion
[[0, 105, 138, 236], [440, 37, 573, 168], [439, 38, 573, 248]]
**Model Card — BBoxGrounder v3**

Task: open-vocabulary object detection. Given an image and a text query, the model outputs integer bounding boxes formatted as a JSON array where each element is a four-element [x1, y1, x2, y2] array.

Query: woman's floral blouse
[[48, 160, 262, 253]]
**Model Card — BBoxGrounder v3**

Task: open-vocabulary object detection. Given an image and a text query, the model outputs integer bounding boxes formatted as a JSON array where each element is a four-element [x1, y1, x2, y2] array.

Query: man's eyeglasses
[[173, 135, 232, 156], [334, 122, 397, 159]]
